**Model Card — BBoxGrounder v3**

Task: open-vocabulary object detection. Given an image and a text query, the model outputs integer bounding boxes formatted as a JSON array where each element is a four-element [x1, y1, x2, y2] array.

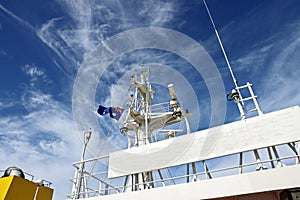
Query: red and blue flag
[[97, 105, 125, 120]]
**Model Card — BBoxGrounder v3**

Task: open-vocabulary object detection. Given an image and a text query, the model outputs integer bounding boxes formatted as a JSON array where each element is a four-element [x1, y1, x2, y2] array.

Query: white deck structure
[[69, 106, 300, 200]]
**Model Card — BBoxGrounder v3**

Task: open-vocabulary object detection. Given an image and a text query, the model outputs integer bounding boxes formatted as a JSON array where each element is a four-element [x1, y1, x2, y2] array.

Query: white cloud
[[139, 1, 177, 26], [232, 44, 273, 73], [36, 17, 79, 79], [0, 3, 76, 80], [0, 100, 14, 111], [35, 0, 181, 80], [22, 64, 45, 77], [259, 28, 300, 112], [0, 4, 35, 32], [58, 0, 95, 52], [0, 85, 82, 199], [20, 64, 53, 90]]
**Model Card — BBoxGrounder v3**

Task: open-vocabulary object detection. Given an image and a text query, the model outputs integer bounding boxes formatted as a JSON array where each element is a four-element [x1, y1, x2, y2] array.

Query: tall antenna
[[203, 0, 238, 89], [203, 0, 263, 119]]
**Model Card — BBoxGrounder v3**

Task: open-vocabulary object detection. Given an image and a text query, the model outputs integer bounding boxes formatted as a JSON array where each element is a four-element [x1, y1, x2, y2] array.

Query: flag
[[97, 105, 125, 120], [110, 106, 125, 120], [97, 105, 110, 115]]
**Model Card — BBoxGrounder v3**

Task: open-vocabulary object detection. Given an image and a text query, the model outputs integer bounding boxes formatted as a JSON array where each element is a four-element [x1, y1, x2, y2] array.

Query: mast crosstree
[[120, 69, 189, 147], [117, 68, 191, 191]]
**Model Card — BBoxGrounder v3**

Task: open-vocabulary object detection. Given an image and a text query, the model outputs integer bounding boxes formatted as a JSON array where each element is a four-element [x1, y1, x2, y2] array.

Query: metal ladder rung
[[241, 96, 258, 102], [247, 108, 258, 113]]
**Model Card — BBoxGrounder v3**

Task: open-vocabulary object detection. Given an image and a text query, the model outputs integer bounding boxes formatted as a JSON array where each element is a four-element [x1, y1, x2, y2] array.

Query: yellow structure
[[0, 176, 53, 200]]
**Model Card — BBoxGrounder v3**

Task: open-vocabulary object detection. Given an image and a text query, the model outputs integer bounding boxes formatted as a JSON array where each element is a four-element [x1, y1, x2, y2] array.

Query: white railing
[[68, 140, 299, 199]]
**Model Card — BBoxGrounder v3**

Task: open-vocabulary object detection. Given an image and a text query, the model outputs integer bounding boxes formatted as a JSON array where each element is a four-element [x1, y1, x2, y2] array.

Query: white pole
[[203, 0, 238, 89], [73, 130, 92, 199], [203, 0, 246, 119]]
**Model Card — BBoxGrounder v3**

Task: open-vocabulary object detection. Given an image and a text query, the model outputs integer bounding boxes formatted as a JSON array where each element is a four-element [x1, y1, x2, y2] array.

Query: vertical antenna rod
[[203, 0, 252, 120], [203, 0, 238, 89]]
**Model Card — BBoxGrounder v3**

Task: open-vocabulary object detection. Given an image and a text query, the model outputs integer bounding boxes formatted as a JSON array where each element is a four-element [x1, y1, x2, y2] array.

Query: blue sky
[[1, 0, 300, 199]]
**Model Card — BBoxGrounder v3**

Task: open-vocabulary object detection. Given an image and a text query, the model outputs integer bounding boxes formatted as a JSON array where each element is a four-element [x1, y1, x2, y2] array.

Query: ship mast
[[119, 67, 190, 191], [121, 68, 188, 147]]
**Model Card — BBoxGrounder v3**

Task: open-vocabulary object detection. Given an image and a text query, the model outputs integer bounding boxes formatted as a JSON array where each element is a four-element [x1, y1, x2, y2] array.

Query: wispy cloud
[[139, 1, 177, 27], [0, 61, 80, 199], [20, 64, 53, 91], [0, 3, 75, 80], [0, 86, 81, 199], [22, 64, 45, 77], [259, 23, 300, 112], [0, 4, 35, 32], [36, 17, 80, 79], [227, 15, 300, 113], [232, 44, 273, 74], [35, 0, 181, 78], [0, 99, 15, 111]]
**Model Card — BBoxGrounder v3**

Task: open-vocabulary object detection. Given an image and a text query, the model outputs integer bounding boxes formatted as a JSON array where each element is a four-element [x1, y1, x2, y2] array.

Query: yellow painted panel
[[35, 185, 54, 200], [0, 176, 14, 199], [1, 176, 37, 200]]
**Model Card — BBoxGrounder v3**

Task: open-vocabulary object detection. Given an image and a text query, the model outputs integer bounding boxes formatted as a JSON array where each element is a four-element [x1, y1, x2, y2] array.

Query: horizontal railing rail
[[69, 140, 300, 198]]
